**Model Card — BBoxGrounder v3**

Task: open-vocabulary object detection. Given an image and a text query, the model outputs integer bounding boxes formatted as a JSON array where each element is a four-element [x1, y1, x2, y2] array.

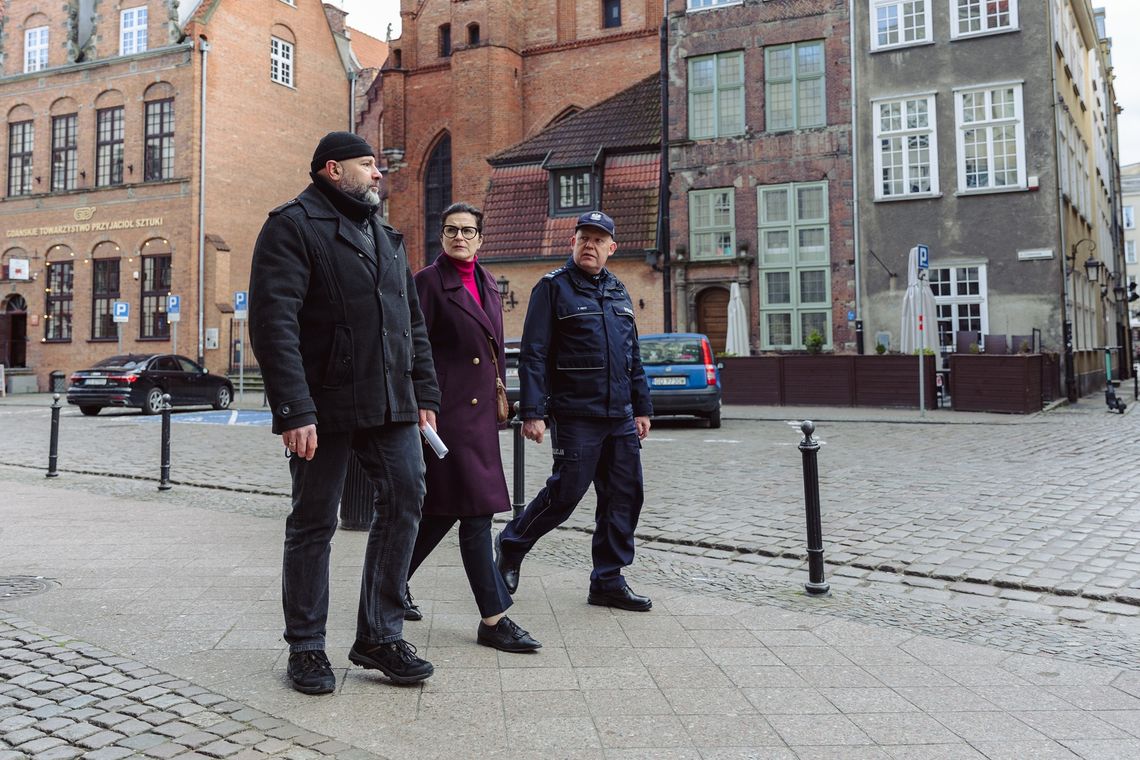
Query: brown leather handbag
[[488, 337, 511, 423]]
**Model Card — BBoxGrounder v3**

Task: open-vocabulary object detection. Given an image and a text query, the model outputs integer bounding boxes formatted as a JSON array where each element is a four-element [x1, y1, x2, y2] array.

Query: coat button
[[472, 357, 480, 365], [470, 398, 478, 406], [281, 405, 290, 414], [403, 329, 409, 337]]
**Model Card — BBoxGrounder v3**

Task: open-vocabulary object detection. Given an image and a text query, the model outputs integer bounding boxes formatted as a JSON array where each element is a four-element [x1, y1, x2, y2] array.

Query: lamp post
[[497, 275, 518, 311]]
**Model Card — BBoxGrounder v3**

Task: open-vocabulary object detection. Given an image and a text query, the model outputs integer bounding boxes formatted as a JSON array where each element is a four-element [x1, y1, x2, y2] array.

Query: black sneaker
[[286, 650, 335, 695], [403, 584, 423, 621], [348, 639, 433, 684], [477, 617, 542, 653]]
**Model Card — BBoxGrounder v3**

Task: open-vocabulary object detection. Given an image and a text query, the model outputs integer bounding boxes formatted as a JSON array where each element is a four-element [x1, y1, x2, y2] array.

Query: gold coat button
[[470, 398, 479, 406], [472, 357, 480, 365]]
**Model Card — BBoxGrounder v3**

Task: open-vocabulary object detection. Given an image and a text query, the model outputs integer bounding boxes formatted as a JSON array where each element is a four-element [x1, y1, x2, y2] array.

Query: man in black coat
[[249, 132, 441, 694]]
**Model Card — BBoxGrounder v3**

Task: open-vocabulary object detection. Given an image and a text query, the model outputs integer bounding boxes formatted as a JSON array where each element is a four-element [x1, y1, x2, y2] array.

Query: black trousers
[[408, 514, 513, 619]]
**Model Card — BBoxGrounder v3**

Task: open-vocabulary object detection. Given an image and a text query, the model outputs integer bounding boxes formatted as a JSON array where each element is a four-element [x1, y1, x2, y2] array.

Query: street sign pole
[[112, 300, 130, 355], [234, 291, 249, 404], [167, 295, 181, 355], [915, 245, 930, 418]]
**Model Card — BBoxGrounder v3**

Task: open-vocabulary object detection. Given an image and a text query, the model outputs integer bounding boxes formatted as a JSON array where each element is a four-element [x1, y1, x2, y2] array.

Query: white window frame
[[954, 82, 1026, 193], [1125, 240, 1136, 265], [270, 36, 294, 87], [24, 26, 49, 73], [872, 93, 939, 199], [687, 51, 745, 140], [871, 0, 932, 51], [1124, 206, 1135, 230], [930, 265, 989, 357], [686, 0, 743, 11], [950, 0, 1019, 39], [757, 182, 831, 351], [120, 7, 148, 55], [764, 41, 826, 132], [689, 188, 736, 260]]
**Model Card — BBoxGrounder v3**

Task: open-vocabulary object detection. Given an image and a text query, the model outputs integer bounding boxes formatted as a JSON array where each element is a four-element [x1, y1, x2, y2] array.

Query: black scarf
[[309, 171, 377, 225]]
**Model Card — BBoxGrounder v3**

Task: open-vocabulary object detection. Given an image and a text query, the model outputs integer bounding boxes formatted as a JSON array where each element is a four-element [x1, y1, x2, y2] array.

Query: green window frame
[[764, 41, 826, 132], [687, 51, 745, 139], [688, 188, 735, 260]]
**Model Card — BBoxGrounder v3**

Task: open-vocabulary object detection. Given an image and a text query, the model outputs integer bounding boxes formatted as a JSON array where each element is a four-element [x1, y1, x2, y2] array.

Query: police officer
[[494, 210, 654, 611]]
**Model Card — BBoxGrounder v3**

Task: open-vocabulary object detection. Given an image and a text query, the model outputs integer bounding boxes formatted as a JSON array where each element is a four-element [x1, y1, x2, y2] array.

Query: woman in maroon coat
[[406, 202, 541, 653]]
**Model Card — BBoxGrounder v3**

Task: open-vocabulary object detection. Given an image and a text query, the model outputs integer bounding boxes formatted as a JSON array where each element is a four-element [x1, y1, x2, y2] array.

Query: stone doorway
[[1, 294, 28, 368], [696, 287, 729, 353]]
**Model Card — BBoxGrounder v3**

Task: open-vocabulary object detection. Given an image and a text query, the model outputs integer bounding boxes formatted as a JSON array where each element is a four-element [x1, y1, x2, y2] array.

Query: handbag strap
[[487, 335, 500, 374]]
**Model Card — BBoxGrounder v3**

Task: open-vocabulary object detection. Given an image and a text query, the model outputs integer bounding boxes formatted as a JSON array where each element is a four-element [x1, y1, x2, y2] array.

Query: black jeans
[[282, 424, 424, 652], [408, 514, 513, 619], [498, 415, 644, 593]]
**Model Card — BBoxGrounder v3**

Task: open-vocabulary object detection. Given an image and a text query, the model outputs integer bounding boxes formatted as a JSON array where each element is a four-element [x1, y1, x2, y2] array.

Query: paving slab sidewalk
[[2, 472, 1139, 759]]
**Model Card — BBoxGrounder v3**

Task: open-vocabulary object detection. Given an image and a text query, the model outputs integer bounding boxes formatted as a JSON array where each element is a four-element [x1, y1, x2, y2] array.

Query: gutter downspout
[[349, 69, 357, 131], [849, 0, 863, 354], [197, 36, 210, 366], [1047, 7, 1076, 402], [658, 5, 672, 332]]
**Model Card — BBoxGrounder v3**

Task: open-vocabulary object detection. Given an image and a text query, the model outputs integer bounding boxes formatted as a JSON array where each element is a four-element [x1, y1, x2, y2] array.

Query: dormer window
[[552, 169, 594, 214]]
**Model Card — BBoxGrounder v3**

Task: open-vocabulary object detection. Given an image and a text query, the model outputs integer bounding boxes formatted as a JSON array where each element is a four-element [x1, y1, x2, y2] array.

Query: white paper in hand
[[420, 424, 448, 459]]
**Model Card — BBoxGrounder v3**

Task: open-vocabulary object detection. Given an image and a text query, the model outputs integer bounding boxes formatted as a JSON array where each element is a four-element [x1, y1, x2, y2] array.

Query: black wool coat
[[413, 256, 510, 517], [249, 183, 440, 434]]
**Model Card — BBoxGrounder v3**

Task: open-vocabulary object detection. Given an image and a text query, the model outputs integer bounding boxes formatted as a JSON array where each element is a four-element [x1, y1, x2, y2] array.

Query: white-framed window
[[1125, 240, 1136, 264], [689, 188, 735, 259], [1124, 206, 1135, 229], [873, 94, 938, 198], [24, 26, 49, 73], [553, 169, 593, 214], [765, 41, 826, 132], [271, 37, 294, 87], [120, 7, 148, 55], [757, 182, 831, 350], [872, 1, 931, 51], [955, 83, 1025, 192], [687, 51, 745, 140], [687, 0, 742, 10], [951, 0, 1018, 39], [930, 265, 988, 357]]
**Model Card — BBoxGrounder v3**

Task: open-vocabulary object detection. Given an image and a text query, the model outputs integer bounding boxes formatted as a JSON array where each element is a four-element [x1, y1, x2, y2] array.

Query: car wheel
[[213, 385, 232, 410], [143, 387, 165, 415], [706, 406, 722, 429], [79, 406, 101, 416]]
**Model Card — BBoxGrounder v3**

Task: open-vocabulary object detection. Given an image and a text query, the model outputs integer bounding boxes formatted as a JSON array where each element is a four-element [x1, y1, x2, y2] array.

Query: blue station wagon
[[638, 333, 722, 428]]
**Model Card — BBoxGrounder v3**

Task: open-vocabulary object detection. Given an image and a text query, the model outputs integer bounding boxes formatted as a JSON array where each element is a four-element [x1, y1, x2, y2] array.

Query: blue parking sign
[[167, 295, 181, 323], [917, 244, 930, 270], [112, 301, 130, 323], [234, 290, 249, 320]]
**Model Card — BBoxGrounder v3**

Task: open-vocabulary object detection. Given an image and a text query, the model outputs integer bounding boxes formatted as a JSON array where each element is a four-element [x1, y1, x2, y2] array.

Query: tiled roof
[[490, 74, 661, 167], [480, 75, 662, 261]]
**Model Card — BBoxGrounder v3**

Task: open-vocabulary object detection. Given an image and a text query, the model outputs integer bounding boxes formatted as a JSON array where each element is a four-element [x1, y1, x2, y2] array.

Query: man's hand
[[635, 415, 651, 440], [282, 424, 318, 461], [419, 409, 438, 431], [522, 418, 546, 444]]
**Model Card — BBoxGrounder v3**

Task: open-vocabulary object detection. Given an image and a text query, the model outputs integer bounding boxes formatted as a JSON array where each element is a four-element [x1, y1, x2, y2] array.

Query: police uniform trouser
[[498, 415, 644, 592]]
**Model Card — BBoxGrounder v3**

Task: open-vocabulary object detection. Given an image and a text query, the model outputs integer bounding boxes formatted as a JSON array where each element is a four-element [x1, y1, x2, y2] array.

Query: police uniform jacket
[[413, 255, 510, 517], [518, 258, 652, 421], [249, 182, 440, 435]]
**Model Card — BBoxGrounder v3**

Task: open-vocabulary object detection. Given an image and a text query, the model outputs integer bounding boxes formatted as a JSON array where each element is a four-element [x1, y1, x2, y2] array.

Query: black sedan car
[[66, 354, 234, 416]]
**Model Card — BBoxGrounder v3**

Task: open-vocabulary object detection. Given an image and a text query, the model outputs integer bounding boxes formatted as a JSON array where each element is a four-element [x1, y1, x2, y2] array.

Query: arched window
[[467, 23, 480, 46], [44, 244, 75, 342], [423, 134, 452, 265], [143, 82, 176, 181], [90, 241, 122, 340]]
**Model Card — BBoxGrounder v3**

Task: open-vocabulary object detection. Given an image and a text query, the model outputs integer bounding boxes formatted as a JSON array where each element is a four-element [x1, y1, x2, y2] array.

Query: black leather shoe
[[477, 617, 542, 653], [403, 584, 423, 621], [588, 585, 652, 612], [348, 639, 433, 684], [494, 533, 520, 594], [287, 650, 335, 694]]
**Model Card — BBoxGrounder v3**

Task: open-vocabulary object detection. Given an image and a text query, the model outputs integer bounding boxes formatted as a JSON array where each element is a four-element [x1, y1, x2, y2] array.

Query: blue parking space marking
[[137, 410, 273, 426]]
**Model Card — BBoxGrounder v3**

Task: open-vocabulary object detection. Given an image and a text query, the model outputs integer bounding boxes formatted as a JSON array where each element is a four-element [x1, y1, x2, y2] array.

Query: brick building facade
[[371, 0, 662, 270], [0, 0, 355, 391]]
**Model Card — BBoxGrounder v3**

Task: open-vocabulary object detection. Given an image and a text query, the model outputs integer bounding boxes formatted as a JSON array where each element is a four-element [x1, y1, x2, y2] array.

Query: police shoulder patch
[[543, 266, 568, 280]]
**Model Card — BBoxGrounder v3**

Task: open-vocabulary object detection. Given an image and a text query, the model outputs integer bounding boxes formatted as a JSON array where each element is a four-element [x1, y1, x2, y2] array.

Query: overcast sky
[[335, 0, 1140, 167]]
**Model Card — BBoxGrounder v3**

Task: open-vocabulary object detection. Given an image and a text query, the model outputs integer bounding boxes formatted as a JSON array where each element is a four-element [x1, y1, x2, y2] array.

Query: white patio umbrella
[[725, 281, 750, 356], [899, 246, 938, 354]]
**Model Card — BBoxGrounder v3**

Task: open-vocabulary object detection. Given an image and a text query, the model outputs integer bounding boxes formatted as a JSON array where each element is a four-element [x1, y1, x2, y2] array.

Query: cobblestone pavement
[[2, 395, 1139, 619]]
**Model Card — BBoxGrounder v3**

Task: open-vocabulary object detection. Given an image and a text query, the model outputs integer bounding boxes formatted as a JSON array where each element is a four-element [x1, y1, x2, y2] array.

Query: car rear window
[[641, 339, 704, 365], [93, 355, 149, 370]]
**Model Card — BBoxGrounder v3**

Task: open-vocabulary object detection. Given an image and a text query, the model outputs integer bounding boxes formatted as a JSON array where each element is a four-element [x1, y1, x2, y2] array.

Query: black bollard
[[510, 402, 525, 519], [46, 393, 61, 478], [158, 393, 172, 491], [798, 420, 830, 595]]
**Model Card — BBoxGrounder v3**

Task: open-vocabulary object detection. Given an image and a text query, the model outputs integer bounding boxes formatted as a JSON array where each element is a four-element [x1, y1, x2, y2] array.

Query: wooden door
[[697, 287, 729, 352]]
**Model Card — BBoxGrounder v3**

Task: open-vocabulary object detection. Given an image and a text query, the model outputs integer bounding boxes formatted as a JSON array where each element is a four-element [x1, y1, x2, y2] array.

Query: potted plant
[[804, 330, 825, 354]]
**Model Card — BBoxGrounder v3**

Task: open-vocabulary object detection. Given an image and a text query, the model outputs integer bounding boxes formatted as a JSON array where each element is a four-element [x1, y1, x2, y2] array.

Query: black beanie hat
[[310, 131, 375, 173]]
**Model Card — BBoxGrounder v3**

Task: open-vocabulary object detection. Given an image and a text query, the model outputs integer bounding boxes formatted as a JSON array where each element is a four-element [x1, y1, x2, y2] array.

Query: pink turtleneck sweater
[[450, 256, 482, 307]]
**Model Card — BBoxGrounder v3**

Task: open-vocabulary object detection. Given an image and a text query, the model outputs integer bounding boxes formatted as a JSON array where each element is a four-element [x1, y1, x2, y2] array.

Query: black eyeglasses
[[442, 225, 480, 240]]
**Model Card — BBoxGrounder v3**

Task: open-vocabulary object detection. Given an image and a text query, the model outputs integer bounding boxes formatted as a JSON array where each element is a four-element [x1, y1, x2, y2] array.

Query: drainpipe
[[658, 5, 672, 332], [197, 36, 210, 367], [349, 69, 357, 131], [849, 0, 863, 354], [1048, 9, 1076, 402]]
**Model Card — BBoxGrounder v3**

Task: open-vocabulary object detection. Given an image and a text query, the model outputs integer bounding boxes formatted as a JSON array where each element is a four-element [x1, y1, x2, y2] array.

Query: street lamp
[[497, 275, 518, 310]]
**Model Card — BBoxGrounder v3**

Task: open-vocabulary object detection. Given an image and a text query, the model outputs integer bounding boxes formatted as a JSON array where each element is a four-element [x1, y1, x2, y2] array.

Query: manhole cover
[[0, 576, 57, 600]]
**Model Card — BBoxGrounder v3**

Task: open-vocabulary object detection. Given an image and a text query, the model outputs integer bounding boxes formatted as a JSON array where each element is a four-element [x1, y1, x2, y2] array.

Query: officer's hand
[[283, 424, 318, 461], [635, 416, 651, 440], [522, 419, 546, 444]]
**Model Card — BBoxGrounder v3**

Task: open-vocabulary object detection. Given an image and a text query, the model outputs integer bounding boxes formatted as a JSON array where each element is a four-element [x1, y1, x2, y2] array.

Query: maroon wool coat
[[413, 255, 510, 517]]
